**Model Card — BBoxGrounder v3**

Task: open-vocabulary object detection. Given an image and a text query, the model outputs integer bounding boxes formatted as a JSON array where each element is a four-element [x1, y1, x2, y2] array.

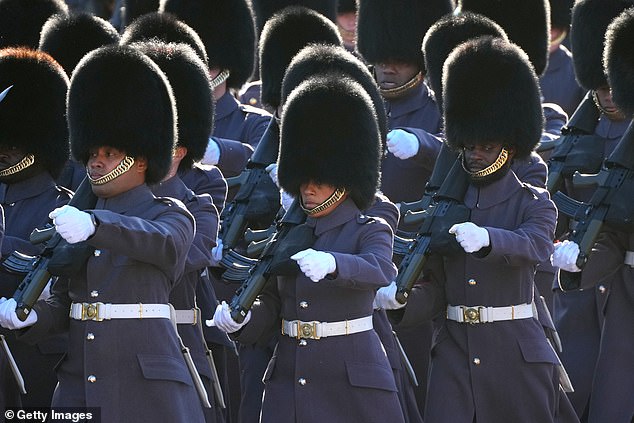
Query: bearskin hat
[[259, 6, 342, 109], [121, 0, 160, 29], [132, 41, 214, 171], [423, 11, 508, 111], [550, 0, 574, 30], [443, 36, 543, 159], [0, 0, 68, 49], [121, 12, 208, 65], [281, 43, 387, 145], [278, 75, 380, 210], [161, 0, 256, 90], [459, 0, 550, 76], [570, 0, 632, 91], [338, 0, 357, 14], [252, 0, 338, 34], [39, 13, 120, 75], [356, 0, 453, 71], [68, 45, 176, 184], [0, 47, 69, 177], [605, 7, 634, 116]]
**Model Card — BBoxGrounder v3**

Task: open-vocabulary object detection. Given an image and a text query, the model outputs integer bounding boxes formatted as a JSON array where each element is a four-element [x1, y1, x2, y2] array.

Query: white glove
[[0, 298, 38, 330], [265, 163, 280, 188], [207, 301, 251, 333], [280, 189, 295, 211], [449, 222, 490, 253], [551, 240, 581, 273], [211, 237, 223, 266], [373, 281, 406, 310], [202, 137, 220, 165], [49, 205, 95, 244], [386, 129, 419, 160], [291, 248, 336, 282]]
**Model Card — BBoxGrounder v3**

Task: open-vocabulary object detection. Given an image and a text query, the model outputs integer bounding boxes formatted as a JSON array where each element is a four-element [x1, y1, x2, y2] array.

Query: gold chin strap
[[462, 148, 509, 178], [210, 69, 230, 90], [0, 154, 35, 177], [301, 187, 346, 215], [88, 156, 135, 185], [379, 72, 423, 100]]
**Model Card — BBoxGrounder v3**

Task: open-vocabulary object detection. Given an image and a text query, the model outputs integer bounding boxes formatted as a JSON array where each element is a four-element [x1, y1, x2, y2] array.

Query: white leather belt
[[69, 302, 171, 322], [446, 303, 535, 324], [625, 251, 634, 267], [281, 315, 373, 339], [174, 308, 199, 325]]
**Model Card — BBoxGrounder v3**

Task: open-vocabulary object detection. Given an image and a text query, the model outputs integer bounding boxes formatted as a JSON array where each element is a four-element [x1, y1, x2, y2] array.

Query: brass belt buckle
[[81, 302, 105, 321], [296, 321, 320, 339], [462, 307, 481, 324]]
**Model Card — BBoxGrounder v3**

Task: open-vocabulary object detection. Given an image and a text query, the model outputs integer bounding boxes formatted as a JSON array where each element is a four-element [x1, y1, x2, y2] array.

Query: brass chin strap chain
[[379, 72, 423, 100], [88, 156, 135, 185], [210, 69, 231, 90], [0, 154, 35, 177], [462, 148, 509, 178], [301, 187, 346, 215]]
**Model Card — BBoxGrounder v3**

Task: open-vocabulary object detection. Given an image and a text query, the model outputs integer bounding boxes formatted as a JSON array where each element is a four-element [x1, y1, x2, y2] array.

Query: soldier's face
[[0, 144, 36, 183], [87, 146, 146, 198], [463, 143, 503, 172], [300, 181, 345, 217], [594, 86, 627, 121], [374, 61, 419, 90]]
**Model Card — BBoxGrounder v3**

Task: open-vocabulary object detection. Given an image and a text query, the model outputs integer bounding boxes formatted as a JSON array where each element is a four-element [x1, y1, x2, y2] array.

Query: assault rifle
[[547, 91, 602, 194], [394, 160, 471, 303], [553, 120, 634, 290], [5, 177, 98, 320], [226, 199, 315, 323]]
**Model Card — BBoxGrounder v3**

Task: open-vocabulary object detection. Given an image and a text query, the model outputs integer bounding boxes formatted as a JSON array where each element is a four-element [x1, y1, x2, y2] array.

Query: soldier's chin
[[469, 162, 511, 187]]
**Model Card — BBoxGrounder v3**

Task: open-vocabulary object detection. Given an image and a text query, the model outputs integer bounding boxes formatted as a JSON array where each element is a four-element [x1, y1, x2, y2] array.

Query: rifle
[[7, 177, 97, 321], [547, 91, 602, 194], [553, 120, 634, 290], [394, 160, 471, 303], [227, 199, 315, 323], [219, 118, 281, 251]]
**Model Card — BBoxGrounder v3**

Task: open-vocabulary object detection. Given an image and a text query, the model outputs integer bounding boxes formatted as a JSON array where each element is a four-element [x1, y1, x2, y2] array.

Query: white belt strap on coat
[[446, 303, 535, 324], [281, 315, 373, 339]]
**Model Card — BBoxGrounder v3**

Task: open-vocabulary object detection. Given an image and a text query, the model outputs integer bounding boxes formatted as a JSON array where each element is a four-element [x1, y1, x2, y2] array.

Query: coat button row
[[86, 333, 95, 341], [87, 375, 97, 383], [468, 278, 477, 286], [298, 378, 307, 386], [598, 285, 607, 294], [299, 339, 308, 346], [299, 301, 309, 309], [473, 358, 481, 365], [90, 290, 99, 298]]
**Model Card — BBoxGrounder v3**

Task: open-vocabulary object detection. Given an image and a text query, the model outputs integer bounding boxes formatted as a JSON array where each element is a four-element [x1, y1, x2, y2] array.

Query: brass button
[[298, 378, 307, 386], [87, 375, 97, 383], [249, 97, 257, 106], [299, 301, 308, 309], [299, 339, 307, 346], [90, 290, 99, 298], [86, 333, 95, 341], [93, 250, 101, 257], [598, 285, 606, 294], [473, 358, 481, 365], [468, 278, 477, 286]]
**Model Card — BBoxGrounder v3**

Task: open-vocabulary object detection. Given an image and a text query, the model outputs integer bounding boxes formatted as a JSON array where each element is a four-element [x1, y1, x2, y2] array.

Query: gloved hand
[[0, 298, 38, 330], [265, 163, 280, 188], [280, 189, 295, 211], [49, 205, 95, 244], [207, 301, 251, 333], [449, 222, 490, 253], [373, 281, 406, 310], [202, 137, 220, 165], [211, 237, 223, 266], [386, 129, 419, 160], [551, 240, 581, 272], [291, 248, 336, 282]]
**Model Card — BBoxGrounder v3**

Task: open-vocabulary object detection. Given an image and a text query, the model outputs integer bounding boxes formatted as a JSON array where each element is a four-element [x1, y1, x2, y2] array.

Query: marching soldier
[[0, 45, 204, 422]]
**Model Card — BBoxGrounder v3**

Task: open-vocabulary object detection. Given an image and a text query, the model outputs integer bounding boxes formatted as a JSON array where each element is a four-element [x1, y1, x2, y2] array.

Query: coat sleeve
[[183, 194, 218, 275]]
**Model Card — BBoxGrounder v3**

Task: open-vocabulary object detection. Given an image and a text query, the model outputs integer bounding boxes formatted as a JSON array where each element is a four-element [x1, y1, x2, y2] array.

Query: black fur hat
[[459, 0, 550, 76], [121, 0, 160, 29], [39, 12, 120, 75], [132, 41, 214, 171], [550, 0, 574, 30], [0, 47, 69, 177], [423, 11, 507, 110], [338, 0, 357, 13], [281, 43, 387, 145], [0, 0, 68, 49], [278, 75, 380, 210], [68, 45, 176, 184], [570, 0, 632, 91], [121, 12, 208, 65], [356, 0, 453, 71], [605, 7, 634, 115], [161, 0, 256, 90], [443, 36, 543, 159], [252, 0, 338, 34], [259, 6, 342, 109]]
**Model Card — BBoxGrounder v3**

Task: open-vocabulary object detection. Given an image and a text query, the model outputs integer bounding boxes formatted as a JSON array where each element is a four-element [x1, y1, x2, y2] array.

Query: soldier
[[386, 36, 562, 422], [0, 0, 68, 49], [336, 0, 358, 54], [0, 48, 71, 408], [0, 45, 204, 422], [214, 74, 404, 423]]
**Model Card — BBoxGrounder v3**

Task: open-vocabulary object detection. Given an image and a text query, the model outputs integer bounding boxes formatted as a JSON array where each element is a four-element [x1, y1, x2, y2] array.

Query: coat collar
[[95, 184, 155, 214], [0, 171, 56, 204], [385, 82, 433, 118], [305, 197, 359, 236], [215, 91, 239, 120], [151, 175, 189, 202], [464, 169, 523, 210]]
